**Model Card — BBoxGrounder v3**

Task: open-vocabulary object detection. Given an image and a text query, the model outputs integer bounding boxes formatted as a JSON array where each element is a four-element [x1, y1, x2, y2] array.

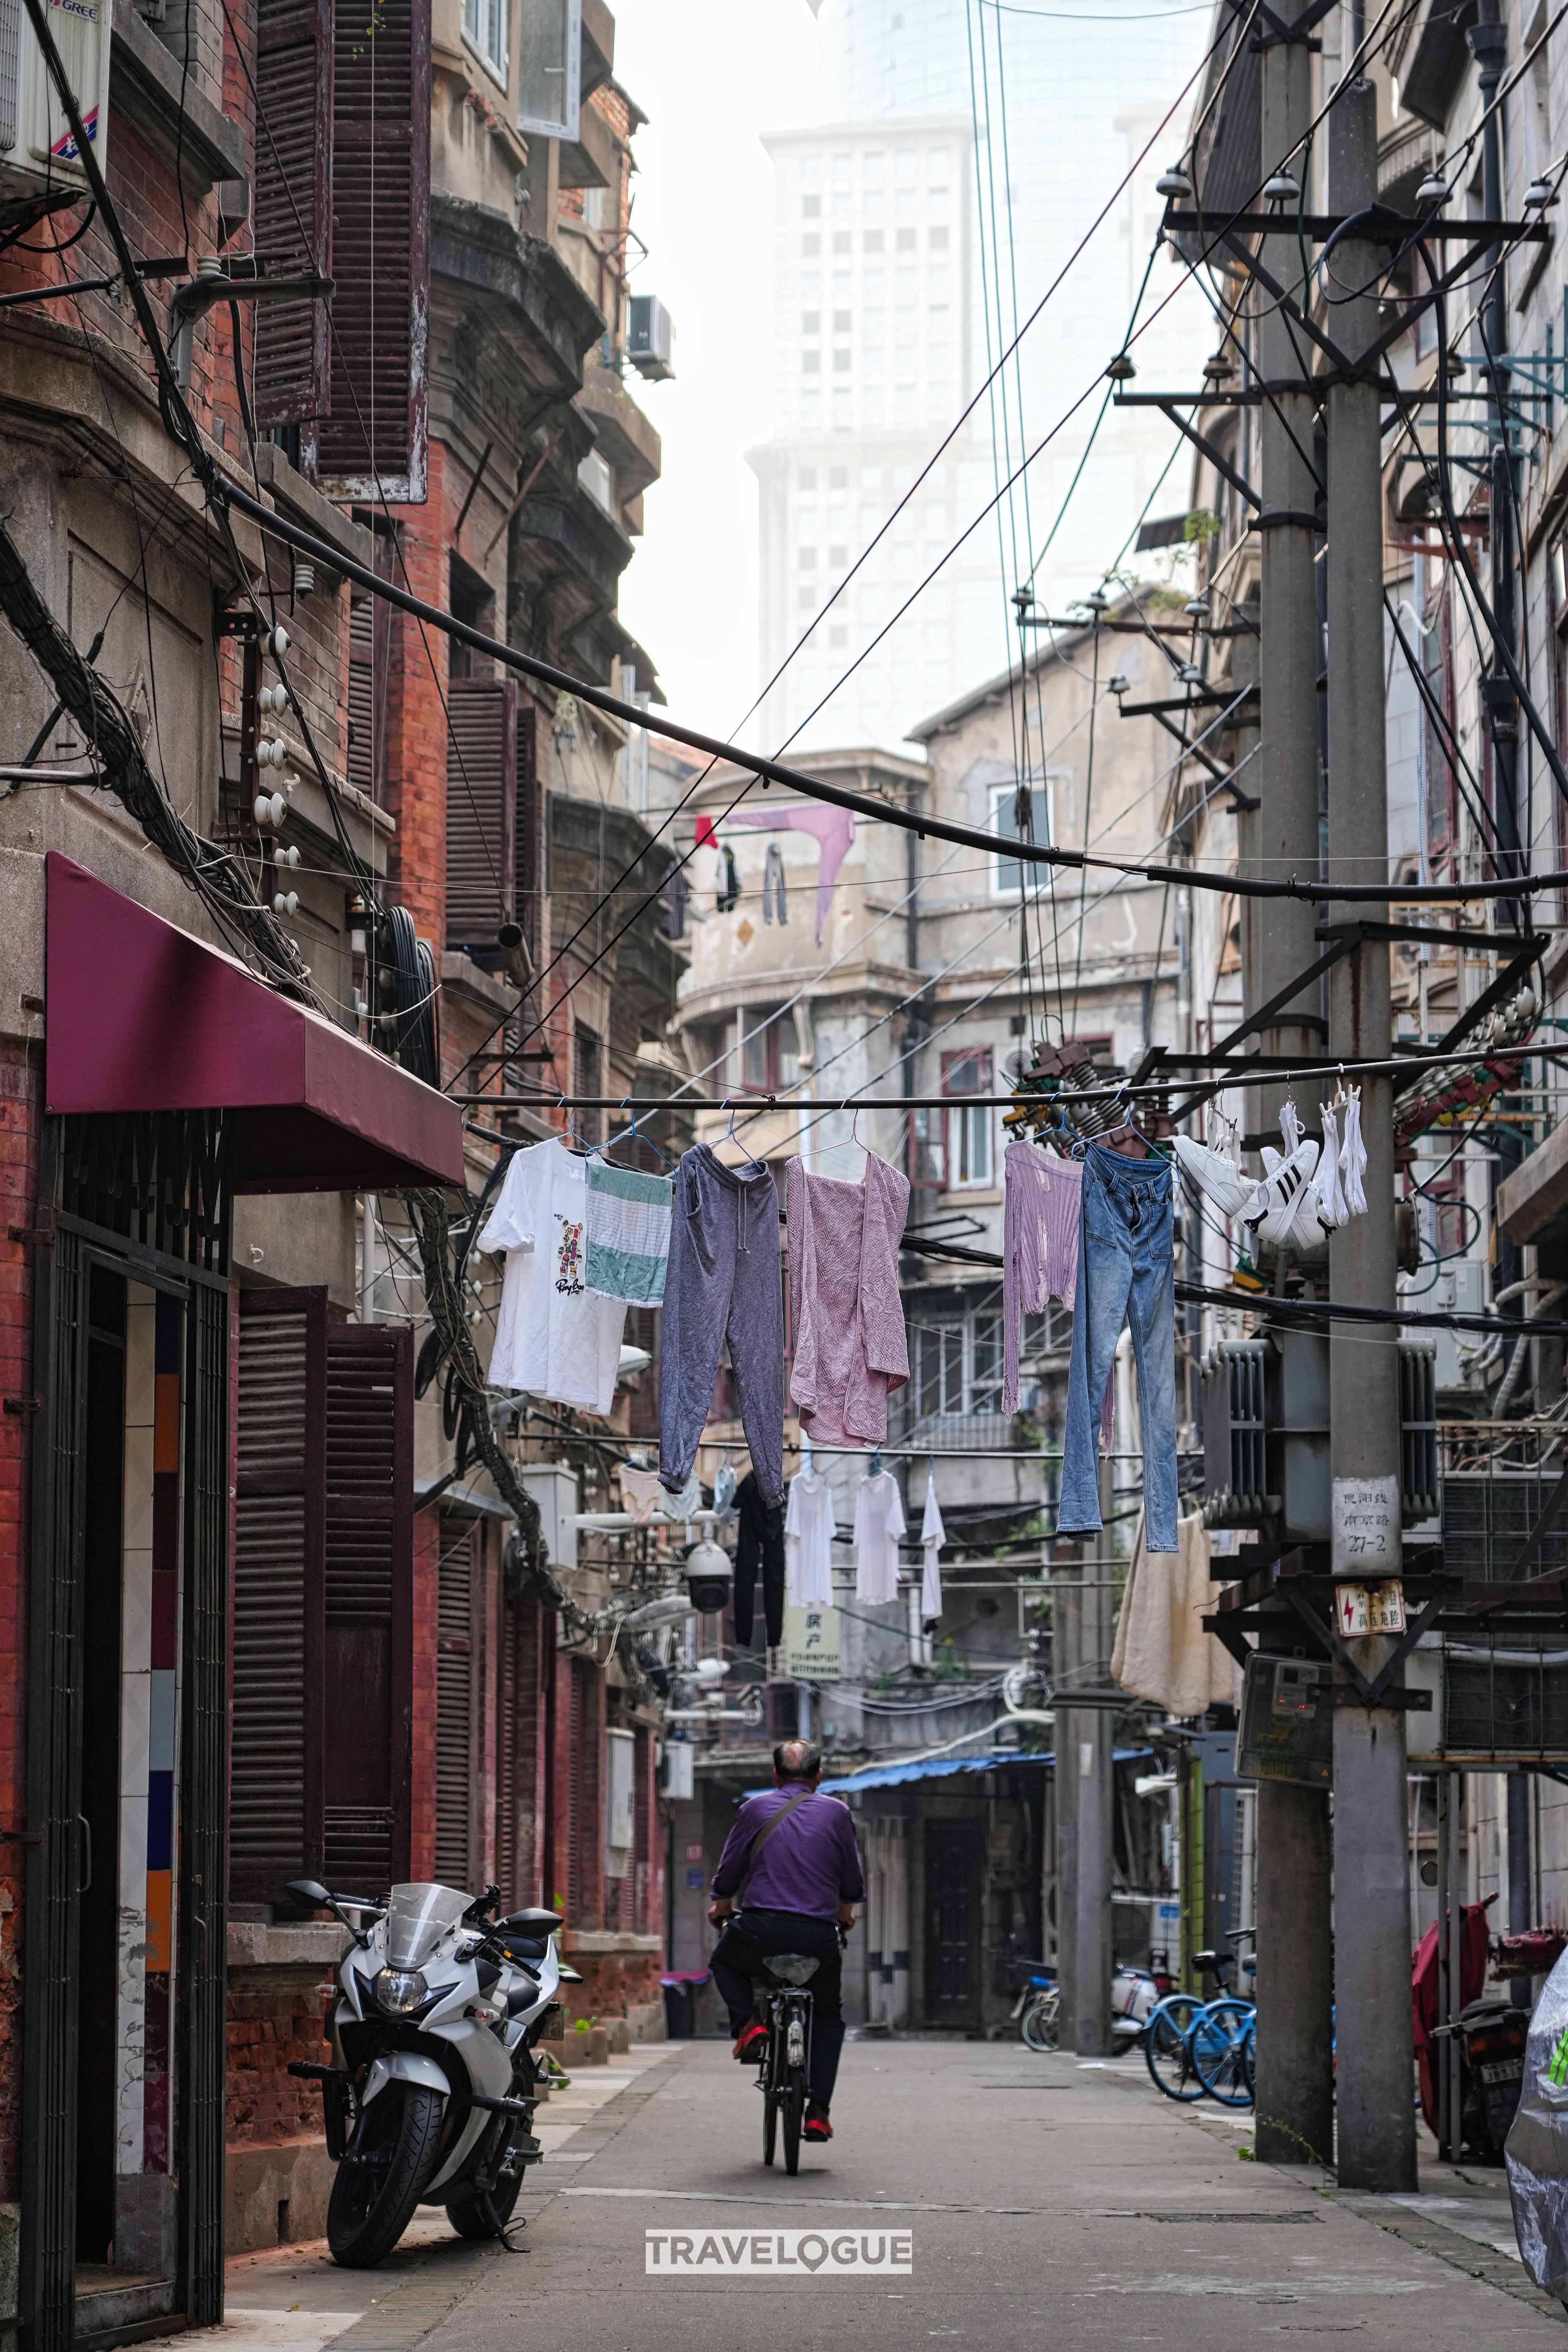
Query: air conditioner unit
[[605, 1726, 635, 1864], [0, 0, 112, 229], [1404, 1636, 1568, 1765], [627, 294, 674, 382]]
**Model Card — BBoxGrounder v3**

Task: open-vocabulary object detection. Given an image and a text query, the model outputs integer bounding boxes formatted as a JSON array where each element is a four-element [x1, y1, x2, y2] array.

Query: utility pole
[[1471, 0, 1522, 908], [1324, 75, 1418, 2194], [1248, 0, 1335, 2171]]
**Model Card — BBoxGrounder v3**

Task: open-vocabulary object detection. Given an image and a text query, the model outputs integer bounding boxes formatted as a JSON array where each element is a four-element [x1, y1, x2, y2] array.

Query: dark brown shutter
[[313, 0, 431, 499], [497, 1586, 519, 1909], [323, 1320, 413, 1889], [446, 677, 517, 955], [517, 701, 542, 962], [434, 1515, 475, 1886], [253, 0, 334, 426], [232, 1288, 326, 1901]]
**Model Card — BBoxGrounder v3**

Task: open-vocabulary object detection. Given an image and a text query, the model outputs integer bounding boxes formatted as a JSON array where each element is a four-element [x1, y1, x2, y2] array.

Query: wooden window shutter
[[517, 702, 542, 963], [322, 1321, 414, 1888], [446, 677, 517, 956], [434, 1516, 476, 1886], [496, 1587, 519, 1909], [252, 0, 334, 426], [566, 1661, 585, 1923], [232, 1289, 326, 1902], [313, 0, 431, 500]]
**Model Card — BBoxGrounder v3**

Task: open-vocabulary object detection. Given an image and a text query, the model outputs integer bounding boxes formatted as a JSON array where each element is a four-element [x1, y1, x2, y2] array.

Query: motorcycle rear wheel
[[328, 2087, 446, 2267], [446, 2175, 524, 2241]]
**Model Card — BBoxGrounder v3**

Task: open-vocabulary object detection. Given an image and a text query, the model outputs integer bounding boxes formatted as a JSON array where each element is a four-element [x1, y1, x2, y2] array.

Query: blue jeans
[[1058, 1143, 1178, 1553]]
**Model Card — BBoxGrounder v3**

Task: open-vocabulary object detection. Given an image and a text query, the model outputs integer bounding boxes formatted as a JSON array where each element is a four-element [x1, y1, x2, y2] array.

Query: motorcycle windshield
[[383, 1883, 471, 1969]]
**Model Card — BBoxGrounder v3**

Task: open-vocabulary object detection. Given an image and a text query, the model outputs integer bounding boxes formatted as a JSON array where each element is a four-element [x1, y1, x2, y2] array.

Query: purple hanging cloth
[[729, 805, 854, 945]]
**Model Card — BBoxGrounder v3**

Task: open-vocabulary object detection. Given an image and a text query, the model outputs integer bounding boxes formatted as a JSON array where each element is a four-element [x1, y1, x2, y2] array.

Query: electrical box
[[627, 294, 674, 381], [1414, 1258, 1487, 1393], [663, 1741, 694, 1801], [1236, 1655, 1333, 1786], [0, 0, 112, 229], [519, 1462, 578, 1574], [605, 1726, 636, 1865]]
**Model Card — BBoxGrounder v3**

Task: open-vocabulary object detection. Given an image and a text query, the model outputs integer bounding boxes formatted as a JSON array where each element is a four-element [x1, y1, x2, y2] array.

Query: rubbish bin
[[661, 1973, 706, 2039]]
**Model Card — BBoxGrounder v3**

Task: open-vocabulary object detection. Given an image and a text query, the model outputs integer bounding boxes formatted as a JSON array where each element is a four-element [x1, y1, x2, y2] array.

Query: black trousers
[[733, 1472, 785, 1648], [711, 1908, 845, 2109]]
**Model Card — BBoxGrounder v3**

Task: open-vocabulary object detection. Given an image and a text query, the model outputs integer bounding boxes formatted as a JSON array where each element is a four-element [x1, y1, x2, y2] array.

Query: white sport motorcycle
[[284, 1877, 571, 2266]]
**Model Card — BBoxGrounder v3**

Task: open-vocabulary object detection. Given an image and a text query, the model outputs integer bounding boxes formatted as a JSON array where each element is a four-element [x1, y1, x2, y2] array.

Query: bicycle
[[1144, 1989, 1210, 2100], [1189, 1932, 1257, 2108], [753, 1929, 847, 2175], [1009, 1961, 1061, 2053]]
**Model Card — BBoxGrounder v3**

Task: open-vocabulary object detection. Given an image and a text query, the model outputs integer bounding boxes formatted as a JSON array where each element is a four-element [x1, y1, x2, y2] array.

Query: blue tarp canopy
[[785, 1746, 1155, 1797]]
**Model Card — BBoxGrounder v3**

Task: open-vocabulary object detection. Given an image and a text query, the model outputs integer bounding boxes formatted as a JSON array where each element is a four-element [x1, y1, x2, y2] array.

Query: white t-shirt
[[478, 1140, 627, 1413], [853, 1472, 905, 1605], [784, 1471, 835, 1608]]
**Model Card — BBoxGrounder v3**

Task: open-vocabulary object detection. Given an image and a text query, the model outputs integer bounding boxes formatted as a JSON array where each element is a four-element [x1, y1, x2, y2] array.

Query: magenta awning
[[45, 853, 465, 1193]]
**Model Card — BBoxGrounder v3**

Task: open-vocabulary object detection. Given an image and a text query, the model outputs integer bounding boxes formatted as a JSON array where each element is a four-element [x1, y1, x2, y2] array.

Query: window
[[942, 1048, 993, 1189], [832, 232, 852, 255], [833, 308, 852, 333], [832, 192, 852, 217], [829, 543, 847, 565], [740, 1005, 799, 1093], [865, 190, 884, 218], [802, 193, 821, 216], [517, 0, 579, 139], [801, 310, 820, 334], [832, 150, 852, 181], [833, 348, 851, 371], [463, 0, 505, 77], [990, 782, 1052, 897], [927, 147, 948, 175], [446, 676, 518, 957], [829, 466, 847, 488], [798, 467, 817, 490], [912, 1310, 1003, 1418], [798, 546, 817, 568], [929, 225, 949, 250], [800, 152, 821, 182], [864, 230, 884, 253], [802, 234, 821, 256], [896, 227, 917, 251], [801, 350, 821, 373], [865, 150, 884, 181], [897, 147, 917, 179]]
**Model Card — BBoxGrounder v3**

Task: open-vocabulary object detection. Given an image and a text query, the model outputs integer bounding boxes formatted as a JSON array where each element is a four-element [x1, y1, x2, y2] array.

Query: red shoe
[[733, 2020, 767, 2063], [802, 2105, 833, 2142]]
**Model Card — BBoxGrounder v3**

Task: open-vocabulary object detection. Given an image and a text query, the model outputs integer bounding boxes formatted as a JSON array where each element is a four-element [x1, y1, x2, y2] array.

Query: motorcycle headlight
[[374, 1966, 428, 2016]]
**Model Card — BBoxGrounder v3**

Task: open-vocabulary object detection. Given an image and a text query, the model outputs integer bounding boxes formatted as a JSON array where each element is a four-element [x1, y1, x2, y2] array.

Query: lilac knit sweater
[[787, 1150, 911, 1443]]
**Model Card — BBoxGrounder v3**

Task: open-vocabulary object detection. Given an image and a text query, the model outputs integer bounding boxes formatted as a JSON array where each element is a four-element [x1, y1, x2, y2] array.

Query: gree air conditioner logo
[[50, 106, 100, 164], [645, 2227, 914, 2275]]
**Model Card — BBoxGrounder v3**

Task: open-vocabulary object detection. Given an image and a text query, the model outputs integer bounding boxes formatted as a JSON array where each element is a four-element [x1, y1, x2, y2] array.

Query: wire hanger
[[606, 1098, 671, 1170]]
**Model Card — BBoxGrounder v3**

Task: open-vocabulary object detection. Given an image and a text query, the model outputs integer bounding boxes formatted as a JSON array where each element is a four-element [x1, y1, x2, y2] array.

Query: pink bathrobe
[[786, 1151, 911, 1442]]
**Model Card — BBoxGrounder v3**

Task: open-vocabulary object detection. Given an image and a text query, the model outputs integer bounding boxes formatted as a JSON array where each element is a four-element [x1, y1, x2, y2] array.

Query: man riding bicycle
[[708, 1739, 863, 2144]]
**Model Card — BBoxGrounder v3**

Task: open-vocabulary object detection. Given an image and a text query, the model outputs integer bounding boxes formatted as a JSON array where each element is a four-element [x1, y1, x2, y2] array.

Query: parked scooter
[[1439, 1997, 1531, 2164], [284, 1878, 569, 2265]]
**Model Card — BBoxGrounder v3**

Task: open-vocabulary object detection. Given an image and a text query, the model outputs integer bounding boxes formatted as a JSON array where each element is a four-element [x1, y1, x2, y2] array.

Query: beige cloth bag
[[1111, 1510, 1239, 1717]]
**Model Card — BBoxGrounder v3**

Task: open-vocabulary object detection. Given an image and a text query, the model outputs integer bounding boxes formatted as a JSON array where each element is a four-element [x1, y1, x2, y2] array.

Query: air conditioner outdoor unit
[[627, 294, 674, 382], [1404, 1636, 1568, 1765], [0, 0, 112, 229]]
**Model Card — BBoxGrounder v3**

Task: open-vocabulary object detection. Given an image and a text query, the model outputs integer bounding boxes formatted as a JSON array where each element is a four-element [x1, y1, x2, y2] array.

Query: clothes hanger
[[615, 1101, 672, 1170], [869, 1447, 882, 1478]]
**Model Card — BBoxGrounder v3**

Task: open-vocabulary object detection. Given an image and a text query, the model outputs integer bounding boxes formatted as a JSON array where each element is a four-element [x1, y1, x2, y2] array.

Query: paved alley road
[[202, 2037, 1568, 2352], [177, 2041, 1568, 2352]]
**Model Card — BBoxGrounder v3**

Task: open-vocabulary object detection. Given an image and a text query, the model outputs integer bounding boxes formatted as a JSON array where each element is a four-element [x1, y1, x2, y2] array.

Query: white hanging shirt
[[478, 1139, 628, 1412], [920, 1475, 946, 1623], [853, 1472, 905, 1605], [785, 1470, 835, 1608]]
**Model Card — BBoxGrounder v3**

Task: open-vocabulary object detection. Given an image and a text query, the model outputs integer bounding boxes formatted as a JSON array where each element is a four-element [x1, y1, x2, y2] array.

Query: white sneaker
[[1174, 1133, 1255, 1220], [1242, 1139, 1321, 1250]]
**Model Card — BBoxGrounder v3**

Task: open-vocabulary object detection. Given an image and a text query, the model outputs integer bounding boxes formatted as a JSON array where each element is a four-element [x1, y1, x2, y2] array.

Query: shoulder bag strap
[[736, 1785, 815, 1907]]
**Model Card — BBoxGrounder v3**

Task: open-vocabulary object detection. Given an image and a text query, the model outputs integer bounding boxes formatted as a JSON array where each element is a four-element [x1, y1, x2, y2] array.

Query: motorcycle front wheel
[[328, 2086, 446, 2267], [1021, 1989, 1060, 2053]]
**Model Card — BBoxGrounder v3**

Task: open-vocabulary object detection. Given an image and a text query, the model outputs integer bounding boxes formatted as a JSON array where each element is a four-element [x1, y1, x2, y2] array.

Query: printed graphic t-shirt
[[479, 1139, 627, 1412]]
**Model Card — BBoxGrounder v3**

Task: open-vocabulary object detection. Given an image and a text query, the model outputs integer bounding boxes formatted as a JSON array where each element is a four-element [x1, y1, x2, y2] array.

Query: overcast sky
[[611, 0, 823, 743]]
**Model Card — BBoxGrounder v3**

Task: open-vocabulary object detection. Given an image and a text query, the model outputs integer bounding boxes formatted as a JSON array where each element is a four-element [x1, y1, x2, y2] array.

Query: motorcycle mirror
[[284, 1878, 332, 1909], [502, 1908, 565, 1937]]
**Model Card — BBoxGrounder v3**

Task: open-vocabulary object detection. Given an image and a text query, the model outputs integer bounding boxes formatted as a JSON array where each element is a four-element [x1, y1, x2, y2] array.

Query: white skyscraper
[[752, 0, 1213, 752]]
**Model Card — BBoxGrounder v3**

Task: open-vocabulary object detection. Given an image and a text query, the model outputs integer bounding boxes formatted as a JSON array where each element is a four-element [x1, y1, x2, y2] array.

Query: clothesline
[[453, 1044, 1549, 1114]]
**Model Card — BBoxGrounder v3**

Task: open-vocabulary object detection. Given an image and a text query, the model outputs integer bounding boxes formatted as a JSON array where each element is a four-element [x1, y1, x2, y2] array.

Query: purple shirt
[[712, 1787, 866, 1919]]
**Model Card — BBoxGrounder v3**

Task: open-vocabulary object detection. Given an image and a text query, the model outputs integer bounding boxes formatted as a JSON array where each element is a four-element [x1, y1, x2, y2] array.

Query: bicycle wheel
[[1192, 1999, 1255, 2107], [763, 2088, 778, 2167], [1241, 2016, 1256, 2100], [782, 2068, 806, 2175], [1021, 1989, 1061, 2053], [1145, 1995, 1207, 2101]]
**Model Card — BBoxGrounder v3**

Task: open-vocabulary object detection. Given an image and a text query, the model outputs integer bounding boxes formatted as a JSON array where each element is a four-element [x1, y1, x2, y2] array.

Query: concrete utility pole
[[1248, 0, 1335, 2171], [1324, 77, 1418, 2194], [1052, 1497, 1112, 2054]]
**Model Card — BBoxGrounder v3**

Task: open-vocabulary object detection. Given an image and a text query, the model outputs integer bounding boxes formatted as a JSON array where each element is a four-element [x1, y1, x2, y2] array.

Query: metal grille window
[[914, 1312, 1005, 1419], [941, 1047, 992, 1189]]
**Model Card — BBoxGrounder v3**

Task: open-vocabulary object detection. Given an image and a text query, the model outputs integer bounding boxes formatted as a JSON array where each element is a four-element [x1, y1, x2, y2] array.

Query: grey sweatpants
[[659, 1145, 785, 1508]]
